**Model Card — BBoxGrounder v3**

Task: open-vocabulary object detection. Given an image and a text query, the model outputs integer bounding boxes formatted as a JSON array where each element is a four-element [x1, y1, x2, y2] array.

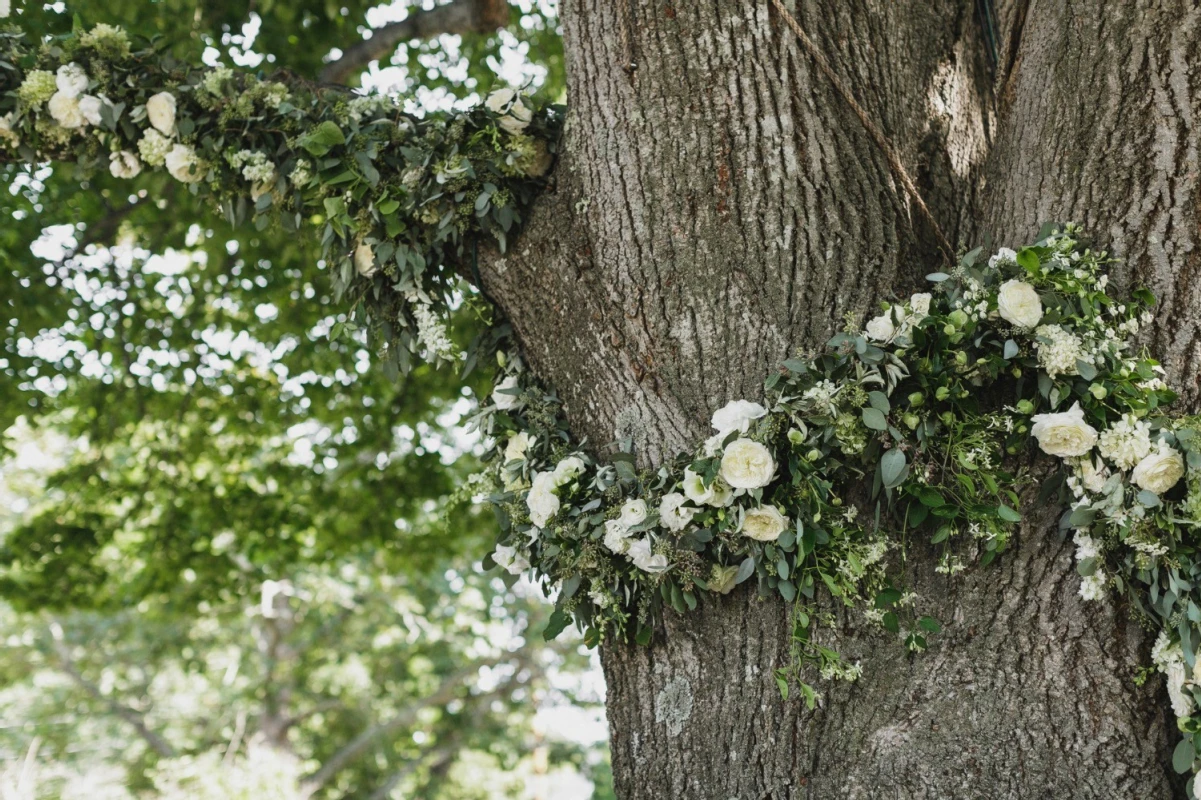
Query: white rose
[[711, 399, 768, 436], [1131, 445, 1185, 495], [659, 492, 696, 532], [353, 241, 377, 277], [485, 88, 532, 136], [909, 292, 932, 319], [78, 95, 104, 126], [145, 92, 177, 136], [626, 538, 668, 573], [1077, 457, 1108, 494], [619, 498, 648, 527], [551, 456, 586, 487], [55, 63, 89, 98], [997, 279, 1043, 329], [864, 313, 896, 342], [682, 467, 734, 507], [720, 438, 776, 489], [47, 91, 85, 129], [603, 519, 632, 554], [504, 432, 534, 463], [740, 505, 789, 542], [0, 112, 19, 147], [164, 143, 204, 183], [109, 150, 143, 179], [1030, 402, 1098, 458], [526, 476, 561, 528], [492, 543, 529, 575], [988, 247, 1018, 268], [491, 375, 520, 410]]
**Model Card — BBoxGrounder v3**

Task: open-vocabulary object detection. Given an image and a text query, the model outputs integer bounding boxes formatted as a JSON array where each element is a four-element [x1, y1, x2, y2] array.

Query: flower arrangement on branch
[[477, 226, 1201, 790]]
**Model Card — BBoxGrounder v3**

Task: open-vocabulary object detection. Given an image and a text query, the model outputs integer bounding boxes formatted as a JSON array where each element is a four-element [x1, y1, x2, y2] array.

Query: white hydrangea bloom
[[1097, 414, 1152, 469], [1078, 570, 1107, 601], [109, 150, 143, 179], [988, 247, 1018, 268], [138, 129, 173, 166], [1033, 324, 1087, 378], [1152, 632, 1196, 719]]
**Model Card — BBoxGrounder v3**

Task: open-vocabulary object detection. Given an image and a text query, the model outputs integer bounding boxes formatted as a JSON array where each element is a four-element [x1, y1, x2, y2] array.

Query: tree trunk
[[480, 0, 1201, 796]]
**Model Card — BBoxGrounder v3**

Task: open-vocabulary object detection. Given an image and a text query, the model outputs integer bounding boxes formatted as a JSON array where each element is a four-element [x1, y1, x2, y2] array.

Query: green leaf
[[880, 448, 907, 488], [1175, 737, 1195, 774], [918, 615, 941, 633], [778, 580, 796, 602], [1076, 359, 1098, 380], [299, 121, 346, 156], [997, 504, 1021, 523], [882, 612, 899, 633], [868, 391, 890, 413], [543, 609, 570, 641], [862, 407, 888, 431], [735, 557, 755, 585], [1003, 339, 1019, 360]]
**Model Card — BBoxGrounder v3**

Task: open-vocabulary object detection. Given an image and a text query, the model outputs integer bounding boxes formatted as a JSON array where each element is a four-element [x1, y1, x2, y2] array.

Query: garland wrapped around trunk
[[5, 19, 1201, 796]]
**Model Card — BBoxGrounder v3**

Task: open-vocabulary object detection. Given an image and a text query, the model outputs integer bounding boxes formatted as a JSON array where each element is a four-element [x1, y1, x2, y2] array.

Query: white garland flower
[[109, 150, 143, 179], [492, 543, 529, 575], [491, 375, 520, 410], [1152, 632, 1196, 719], [909, 292, 933, 319], [485, 88, 533, 136], [1131, 444, 1185, 495], [741, 505, 789, 542], [353, 241, 377, 277], [0, 0, 10, 19], [659, 492, 696, 532], [78, 95, 104, 126], [504, 432, 535, 463], [682, 467, 733, 507], [626, 538, 668, 573], [865, 312, 896, 342], [988, 247, 1018, 268], [997, 279, 1043, 329], [551, 456, 586, 488], [55, 63, 89, 98], [1033, 324, 1085, 379], [1098, 414, 1152, 470], [1030, 402, 1098, 458], [138, 129, 172, 166], [603, 519, 632, 554], [164, 143, 205, 183], [711, 400, 767, 436], [526, 472, 561, 528], [1078, 570, 1107, 601], [1075, 456, 1109, 494], [619, 498, 648, 527], [720, 438, 776, 489], [145, 92, 177, 136], [47, 91, 86, 129], [0, 112, 18, 148]]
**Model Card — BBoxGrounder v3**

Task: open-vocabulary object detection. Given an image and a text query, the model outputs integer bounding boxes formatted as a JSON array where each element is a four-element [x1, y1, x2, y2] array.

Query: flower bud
[[1088, 383, 1107, 399], [788, 428, 805, 446], [948, 309, 970, 328], [902, 413, 920, 429], [907, 392, 924, 407], [1016, 399, 1035, 415], [935, 386, 951, 401], [805, 449, 822, 462], [954, 351, 968, 366]]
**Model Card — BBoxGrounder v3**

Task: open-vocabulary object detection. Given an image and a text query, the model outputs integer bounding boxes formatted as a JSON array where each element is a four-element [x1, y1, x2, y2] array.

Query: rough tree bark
[[480, 0, 1201, 796]]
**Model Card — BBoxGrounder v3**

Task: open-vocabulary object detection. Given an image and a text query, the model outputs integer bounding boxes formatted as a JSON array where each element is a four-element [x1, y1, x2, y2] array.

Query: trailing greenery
[[478, 225, 1201, 795], [0, 19, 561, 379]]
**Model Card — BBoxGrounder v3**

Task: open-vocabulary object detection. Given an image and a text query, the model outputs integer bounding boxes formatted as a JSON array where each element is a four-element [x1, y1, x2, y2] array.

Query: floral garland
[[477, 225, 1201, 792], [0, 22, 561, 374]]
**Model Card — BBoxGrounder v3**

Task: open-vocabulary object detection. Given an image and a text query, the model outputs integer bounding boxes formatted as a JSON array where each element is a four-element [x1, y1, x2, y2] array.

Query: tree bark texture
[[479, 0, 1201, 796]]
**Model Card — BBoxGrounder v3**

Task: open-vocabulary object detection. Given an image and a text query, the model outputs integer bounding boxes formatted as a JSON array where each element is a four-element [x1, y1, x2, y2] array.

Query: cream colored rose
[[164, 144, 204, 183], [353, 241, 377, 277], [603, 519, 631, 554], [526, 472, 560, 527], [1030, 402, 1097, 458], [741, 505, 789, 542], [909, 292, 932, 319], [864, 313, 896, 342], [1131, 445, 1185, 495], [711, 399, 767, 436], [78, 95, 104, 126], [109, 150, 143, 179], [997, 279, 1043, 329], [504, 432, 534, 463], [485, 88, 533, 136], [720, 438, 776, 489], [47, 91, 85, 129], [551, 456, 586, 487], [491, 375, 520, 410], [146, 92, 177, 136], [55, 63, 89, 98], [619, 498, 648, 527]]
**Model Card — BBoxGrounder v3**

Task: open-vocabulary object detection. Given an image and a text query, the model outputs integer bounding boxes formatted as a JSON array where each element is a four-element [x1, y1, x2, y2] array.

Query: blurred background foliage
[[0, 1, 608, 798]]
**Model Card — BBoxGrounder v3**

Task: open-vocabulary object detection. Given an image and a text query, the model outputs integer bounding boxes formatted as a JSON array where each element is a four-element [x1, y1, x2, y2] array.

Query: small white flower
[[492, 375, 520, 410], [659, 492, 696, 532], [1033, 324, 1085, 379], [589, 589, 611, 609], [55, 63, 89, 98], [988, 247, 1018, 268], [864, 313, 896, 342], [492, 543, 529, 575], [619, 498, 649, 527], [997, 279, 1043, 329], [711, 399, 768, 436], [145, 92, 177, 136], [603, 519, 632, 554], [164, 143, 205, 183], [353, 241, 377, 277], [1098, 414, 1152, 470], [740, 505, 789, 542], [1131, 444, 1185, 495], [109, 150, 142, 179], [626, 538, 668, 573], [720, 438, 776, 489], [485, 88, 533, 136], [1030, 402, 1098, 458], [1078, 570, 1107, 602], [47, 91, 85, 129], [503, 432, 534, 463]]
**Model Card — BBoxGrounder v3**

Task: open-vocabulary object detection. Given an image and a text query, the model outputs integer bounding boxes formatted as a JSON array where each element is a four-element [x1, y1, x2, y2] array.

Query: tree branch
[[320, 0, 510, 85]]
